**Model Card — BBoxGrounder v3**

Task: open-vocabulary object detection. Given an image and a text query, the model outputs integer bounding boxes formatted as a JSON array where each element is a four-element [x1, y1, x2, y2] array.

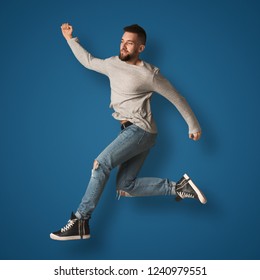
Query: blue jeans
[[76, 124, 175, 219]]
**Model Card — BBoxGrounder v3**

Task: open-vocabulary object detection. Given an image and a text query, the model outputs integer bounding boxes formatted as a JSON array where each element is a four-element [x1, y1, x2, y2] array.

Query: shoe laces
[[61, 219, 76, 232], [177, 191, 195, 199], [176, 179, 196, 199], [177, 177, 187, 187]]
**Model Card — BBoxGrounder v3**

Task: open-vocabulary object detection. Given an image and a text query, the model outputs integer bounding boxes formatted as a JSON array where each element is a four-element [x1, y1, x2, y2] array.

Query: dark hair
[[123, 24, 147, 45]]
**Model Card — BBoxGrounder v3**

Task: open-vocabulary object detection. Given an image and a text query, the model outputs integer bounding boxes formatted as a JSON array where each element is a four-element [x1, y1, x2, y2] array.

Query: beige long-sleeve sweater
[[67, 37, 201, 134]]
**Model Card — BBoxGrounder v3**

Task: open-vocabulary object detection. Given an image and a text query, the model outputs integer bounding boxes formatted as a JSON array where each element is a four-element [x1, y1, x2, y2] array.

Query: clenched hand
[[61, 23, 73, 41]]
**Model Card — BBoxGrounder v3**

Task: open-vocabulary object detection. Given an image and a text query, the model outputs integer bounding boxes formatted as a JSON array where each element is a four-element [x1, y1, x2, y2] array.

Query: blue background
[[1, 0, 260, 260]]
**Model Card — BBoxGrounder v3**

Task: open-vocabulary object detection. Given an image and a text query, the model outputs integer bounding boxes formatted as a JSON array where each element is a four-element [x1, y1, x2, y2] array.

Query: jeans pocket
[[137, 130, 146, 145], [137, 130, 157, 147]]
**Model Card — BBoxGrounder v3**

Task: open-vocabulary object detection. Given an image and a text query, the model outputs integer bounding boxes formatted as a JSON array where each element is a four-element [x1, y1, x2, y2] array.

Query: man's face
[[119, 32, 143, 62]]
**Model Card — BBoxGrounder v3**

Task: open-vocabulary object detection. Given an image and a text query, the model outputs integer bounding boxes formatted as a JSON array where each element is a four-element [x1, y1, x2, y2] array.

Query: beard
[[119, 53, 131, 61], [119, 54, 131, 61], [119, 49, 133, 61]]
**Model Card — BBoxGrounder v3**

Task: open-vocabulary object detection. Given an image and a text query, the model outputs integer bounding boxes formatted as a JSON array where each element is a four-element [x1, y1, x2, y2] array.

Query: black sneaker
[[50, 212, 90, 241], [175, 174, 207, 204]]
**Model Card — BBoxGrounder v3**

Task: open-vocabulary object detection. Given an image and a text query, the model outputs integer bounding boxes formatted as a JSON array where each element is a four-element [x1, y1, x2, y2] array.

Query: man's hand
[[61, 23, 73, 41], [189, 131, 202, 141]]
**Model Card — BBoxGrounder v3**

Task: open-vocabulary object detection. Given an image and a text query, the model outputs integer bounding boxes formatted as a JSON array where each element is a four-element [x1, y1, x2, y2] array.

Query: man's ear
[[138, 44, 145, 53]]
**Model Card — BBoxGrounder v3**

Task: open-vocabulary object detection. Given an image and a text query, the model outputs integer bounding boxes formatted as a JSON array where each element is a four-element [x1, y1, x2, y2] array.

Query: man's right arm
[[61, 23, 73, 41], [60, 23, 108, 75]]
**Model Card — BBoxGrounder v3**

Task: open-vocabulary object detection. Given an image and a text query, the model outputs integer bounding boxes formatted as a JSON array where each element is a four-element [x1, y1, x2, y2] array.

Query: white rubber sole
[[50, 233, 91, 241], [184, 173, 207, 204]]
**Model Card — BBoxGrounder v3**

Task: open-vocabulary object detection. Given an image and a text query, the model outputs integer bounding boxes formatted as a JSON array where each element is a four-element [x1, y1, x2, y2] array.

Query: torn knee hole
[[93, 160, 99, 170]]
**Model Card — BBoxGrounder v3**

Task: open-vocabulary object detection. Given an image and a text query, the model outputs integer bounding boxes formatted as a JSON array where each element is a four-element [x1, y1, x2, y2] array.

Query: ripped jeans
[[76, 124, 175, 219]]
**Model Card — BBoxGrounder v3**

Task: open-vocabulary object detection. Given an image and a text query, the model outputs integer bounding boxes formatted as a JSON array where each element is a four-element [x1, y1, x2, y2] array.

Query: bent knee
[[117, 179, 135, 192], [91, 159, 111, 179]]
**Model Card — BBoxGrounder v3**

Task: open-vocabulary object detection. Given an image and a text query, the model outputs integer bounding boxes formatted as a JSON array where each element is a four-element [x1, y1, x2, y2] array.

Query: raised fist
[[61, 23, 73, 41]]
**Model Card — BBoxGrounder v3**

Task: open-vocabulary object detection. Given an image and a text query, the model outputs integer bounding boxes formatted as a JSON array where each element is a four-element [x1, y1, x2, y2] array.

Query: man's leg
[[116, 154, 207, 203], [50, 125, 152, 240]]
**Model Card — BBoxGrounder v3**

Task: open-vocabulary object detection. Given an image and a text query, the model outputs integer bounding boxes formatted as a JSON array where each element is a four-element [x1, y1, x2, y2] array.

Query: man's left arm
[[153, 71, 202, 141]]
